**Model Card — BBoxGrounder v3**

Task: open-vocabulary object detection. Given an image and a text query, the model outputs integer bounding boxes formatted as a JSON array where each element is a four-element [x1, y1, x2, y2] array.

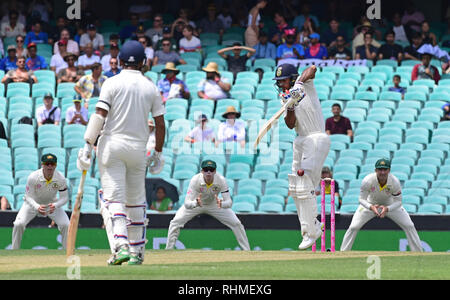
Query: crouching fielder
[[166, 160, 250, 250], [340, 158, 423, 252], [12, 154, 69, 249]]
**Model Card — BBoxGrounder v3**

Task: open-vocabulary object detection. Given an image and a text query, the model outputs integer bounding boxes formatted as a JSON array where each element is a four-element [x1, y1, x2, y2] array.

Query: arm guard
[[220, 191, 232, 209], [54, 188, 69, 209], [84, 113, 105, 145]]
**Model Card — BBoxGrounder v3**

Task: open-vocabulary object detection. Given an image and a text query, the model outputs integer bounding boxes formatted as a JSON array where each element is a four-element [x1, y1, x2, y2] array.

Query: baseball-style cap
[[73, 94, 82, 102], [110, 42, 119, 49], [87, 23, 96, 30], [43, 92, 53, 99], [7, 45, 16, 51], [201, 160, 217, 170], [375, 158, 391, 169], [197, 114, 208, 122], [27, 42, 37, 49], [41, 153, 57, 164], [309, 33, 320, 40], [163, 26, 171, 34]]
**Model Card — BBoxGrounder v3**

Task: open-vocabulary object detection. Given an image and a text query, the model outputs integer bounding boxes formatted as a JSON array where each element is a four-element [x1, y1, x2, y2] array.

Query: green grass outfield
[[0, 250, 449, 280]]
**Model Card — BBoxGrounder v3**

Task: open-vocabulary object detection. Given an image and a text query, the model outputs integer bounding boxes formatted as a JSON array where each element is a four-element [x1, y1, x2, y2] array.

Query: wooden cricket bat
[[66, 170, 87, 257]]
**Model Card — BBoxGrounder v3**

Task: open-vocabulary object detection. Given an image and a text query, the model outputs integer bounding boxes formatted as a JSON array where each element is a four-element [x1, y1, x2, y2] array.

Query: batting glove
[[77, 143, 93, 172], [289, 82, 305, 103], [146, 150, 165, 174]]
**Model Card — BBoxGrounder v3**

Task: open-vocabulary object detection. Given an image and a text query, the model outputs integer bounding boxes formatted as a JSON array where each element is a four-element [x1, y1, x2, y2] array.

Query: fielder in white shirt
[[77, 40, 166, 265], [12, 154, 69, 249], [275, 64, 331, 250], [340, 158, 423, 252], [166, 160, 250, 250]]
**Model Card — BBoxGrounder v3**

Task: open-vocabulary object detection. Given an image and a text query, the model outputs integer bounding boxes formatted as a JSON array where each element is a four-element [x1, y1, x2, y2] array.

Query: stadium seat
[[417, 204, 443, 214], [232, 202, 256, 213], [258, 202, 283, 213], [340, 204, 359, 214]]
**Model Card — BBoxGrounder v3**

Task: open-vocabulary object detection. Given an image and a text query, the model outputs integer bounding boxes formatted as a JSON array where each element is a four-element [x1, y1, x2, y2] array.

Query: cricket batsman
[[274, 64, 331, 250], [77, 40, 166, 265], [340, 158, 423, 252], [12, 154, 69, 249], [166, 160, 250, 250]]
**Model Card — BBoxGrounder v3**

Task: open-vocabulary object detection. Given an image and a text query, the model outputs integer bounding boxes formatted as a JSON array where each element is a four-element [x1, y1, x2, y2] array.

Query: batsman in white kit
[[274, 64, 331, 250], [165, 160, 250, 250], [340, 158, 423, 252], [12, 154, 70, 249], [77, 40, 166, 265]]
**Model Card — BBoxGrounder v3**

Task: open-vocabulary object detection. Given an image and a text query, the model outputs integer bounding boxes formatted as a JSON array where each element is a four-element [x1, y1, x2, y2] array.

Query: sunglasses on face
[[162, 43, 170, 46], [43, 162, 56, 166], [202, 167, 216, 173], [16, 39, 23, 43], [155, 19, 162, 22]]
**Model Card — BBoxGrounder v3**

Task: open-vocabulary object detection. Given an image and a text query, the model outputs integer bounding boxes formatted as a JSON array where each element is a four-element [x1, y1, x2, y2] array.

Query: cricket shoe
[[108, 245, 131, 265], [298, 221, 323, 250], [128, 253, 144, 265]]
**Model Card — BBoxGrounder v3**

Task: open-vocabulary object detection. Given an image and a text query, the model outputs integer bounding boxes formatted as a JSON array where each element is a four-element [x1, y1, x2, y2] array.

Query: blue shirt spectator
[[276, 30, 305, 61], [24, 21, 49, 46], [157, 62, 190, 103], [388, 75, 406, 96], [304, 33, 328, 59], [292, 3, 319, 32], [0, 46, 18, 72], [253, 31, 277, 60], [25, 43, 48, 70]]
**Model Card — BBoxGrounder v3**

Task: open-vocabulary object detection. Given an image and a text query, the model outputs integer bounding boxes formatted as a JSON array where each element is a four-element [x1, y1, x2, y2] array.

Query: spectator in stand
[[178, 8, 197, 29], [138, 36, 154, 68], [276, 28, 305, 63], [73, 22, 85, 45], [0, 10, 25, 38], [50, 39, 69, 74], [292, 2, 320, 33], [1, 55, 37, 85], [36, 93, 60, 126], [352, 21, 381, 58], [74, 62, 107, 107], [253, 31, 277, 60], [441, 102, 450, 121], [197, 4, 224, 37], [0, 45, 18, 72], [269, 11, 289, 46], [108, 33, 120, 47], [100, 42, 119, 72], [103, 57, 121, 78], [53, 28, 79, 56], [388, 75, 406, 98], [298, 18, 317, 48], [355, 32, 378, 60], [152, 38, 186, 66], [14, 35, 27, 57], [27, 0, 52, 24], [402, 1, 425, 33], [79, 24, 104, 53], [411, 51, 441, 84], [420, 21, 437, 46], [197, 62, 231, 101], [154, 26, 178, 51], [150, 187, 173, 212], [171, 19, 187, 46], [0, 195, 11, 210], [321, 18, 348, 49], [325, 103, 353, 140], [76, 43, 100, 71], [48, 16, 74, 46], [245, 0, 268, 47], [25, 43, 48, 70], [377, 30, 403, 63], [128, 0, 152, 22], [217, 7, 233, 31], [119, 13, 139, 42], [315, 167, 342, 210], [404, 32, 424, 61], [184, 114, 216, 144], [328, 35, 351, 60], [24, 20, 49, 45], [157, 62, 190, 103], [130, 24, 147, 42], [392, 12, 410, 44], [304, 33, 328, 59], [65, 94, 88, 125], [218, 42, 256, 79], [179, 25, 201, 54], [145, 13, 164, 49], [216, 106, 246, 148], [57, 53, 84, 84], [0, 1, 27, 27]]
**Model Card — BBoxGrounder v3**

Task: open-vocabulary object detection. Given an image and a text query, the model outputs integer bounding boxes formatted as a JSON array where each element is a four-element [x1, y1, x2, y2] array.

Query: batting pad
[[126, 205, 148, 256]]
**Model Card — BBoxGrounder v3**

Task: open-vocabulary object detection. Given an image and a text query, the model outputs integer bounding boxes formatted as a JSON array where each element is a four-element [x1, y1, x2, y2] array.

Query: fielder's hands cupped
[[77, 143, 93, 171], [38, 205, 47, 215], [370, 204, 381, 217], [146, 150, 165, 174]]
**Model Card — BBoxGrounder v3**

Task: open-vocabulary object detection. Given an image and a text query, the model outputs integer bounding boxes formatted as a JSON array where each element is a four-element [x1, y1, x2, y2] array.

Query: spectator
[[150, 186, 173, 212], [352, 21, 381, 58], [104, 57, 121, 78], [315, 167, 342, 210], [197, 4, 224, 36], [27, 0, 52, 24], [36, 93, 60, 126], [76, 43, 100, 71], [119, 13, 139, 42], [402, 1, 425, 33], [138, 36, 154, 68], [269, 11, 289, 46], [420, 21, 437, 46], [276, 28, 305, 63], [52, 28, 79, 56], [50, 40, 69, 74], [245, 0, 268, 47], [411, 51, 441, 84], [321, 18, 348, 49], [0, 195, 11, 210], [388, 75, 407, 98], [217, 6, 233, 31], [144, 13, 164, 48], [25, 43, 48, 70], [108, 33, 120, 47], [100, 42, 119, 72], [73, 22, 85, 45], [177, 8, 197, 29], [404, 32, 424, 61], [154, 26, 178, 51], [328, 35, 351, 60], [218, 42, 256, 79], [392, 12, 410, 44], [24, 20, 49, 46], [57, 53, 84, 84], [130, 24, 147, 42], [74, 62, 107, 107], [304, 33, 328, 59], [298, 18, 316, 48], [325, 103, 353, 139], [355, 32, 378, 60], [377, 30, 403, 62], [79, 24, 104, 53], [253, 30, 277, 60], [0, 10, 25, 38], [128, 0, 152, 22], [216, 106, 246, 148], [179, 25, 201, 54], [170, 18, 187, 46], [441, 102, 450, 121], [157, 62, 190, 103], [65, 94, 88, 125], [0, 2, 27, 27], [152, 38, 186, 66], [0, 45, 18, 72], [197, 62, 231, 101], [14, 35, 27, 57], [292, 2, 320, 32], [1, 55, 37, 85], [184, 114, 216, 144], [48, 16, 73, 46], [146, 120, 155, 154]]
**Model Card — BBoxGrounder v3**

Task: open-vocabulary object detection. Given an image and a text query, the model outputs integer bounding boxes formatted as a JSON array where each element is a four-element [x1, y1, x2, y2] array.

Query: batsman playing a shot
[[166, 160, 250, 251], [274, 64, 331, 250], [77, 40, 166, 265], [340, 158, 423, 252], [12, 154, 69, 249]]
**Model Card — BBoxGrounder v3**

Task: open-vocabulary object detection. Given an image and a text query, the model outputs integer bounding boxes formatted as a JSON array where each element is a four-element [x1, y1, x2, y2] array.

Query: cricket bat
[[66, 170, 87, 257]]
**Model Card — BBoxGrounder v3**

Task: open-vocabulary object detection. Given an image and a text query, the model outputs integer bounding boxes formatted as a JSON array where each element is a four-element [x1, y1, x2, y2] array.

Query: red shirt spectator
[[411, 52, 440, 84], [325, 103, 353, 138]]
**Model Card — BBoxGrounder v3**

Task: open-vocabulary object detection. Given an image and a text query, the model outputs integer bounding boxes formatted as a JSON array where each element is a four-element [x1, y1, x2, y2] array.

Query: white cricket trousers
[[12, 202, 70, 249], [340, 205, 423, 252], [166, 204, 250, 250]]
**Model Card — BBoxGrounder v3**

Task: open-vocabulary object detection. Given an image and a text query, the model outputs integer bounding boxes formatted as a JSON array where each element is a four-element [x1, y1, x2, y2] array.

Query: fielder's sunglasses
[[43, 162, 56, 166], [202, 167, 216, 172]]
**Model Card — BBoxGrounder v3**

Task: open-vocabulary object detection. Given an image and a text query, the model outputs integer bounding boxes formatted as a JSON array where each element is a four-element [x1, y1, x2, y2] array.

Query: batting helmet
[[119, 40, 146, 66], [273, 64, 299, 90]]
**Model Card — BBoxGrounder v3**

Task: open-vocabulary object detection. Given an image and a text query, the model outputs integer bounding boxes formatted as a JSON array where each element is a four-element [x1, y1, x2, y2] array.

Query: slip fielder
[[274, 64, 331, 250], [166, 160, 250, 250], [12, 154, 69, 249], [340, 158, 423, 252], [77, 40, 166, 265]]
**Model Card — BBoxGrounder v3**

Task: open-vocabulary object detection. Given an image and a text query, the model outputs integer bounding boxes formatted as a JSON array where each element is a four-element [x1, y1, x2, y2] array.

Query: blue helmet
[[119, 40, 146, 65], [273, 64, 299, 80]]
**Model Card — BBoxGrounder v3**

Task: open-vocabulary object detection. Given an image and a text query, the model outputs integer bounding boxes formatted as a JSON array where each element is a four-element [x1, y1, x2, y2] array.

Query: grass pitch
[[0, 250, 448, 280]]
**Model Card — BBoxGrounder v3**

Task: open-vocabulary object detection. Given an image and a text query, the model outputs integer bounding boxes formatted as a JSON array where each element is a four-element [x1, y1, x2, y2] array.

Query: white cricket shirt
[[25, 169, 68, 209], [185, 172, 230, 205], [359, 173, 402, 211]]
